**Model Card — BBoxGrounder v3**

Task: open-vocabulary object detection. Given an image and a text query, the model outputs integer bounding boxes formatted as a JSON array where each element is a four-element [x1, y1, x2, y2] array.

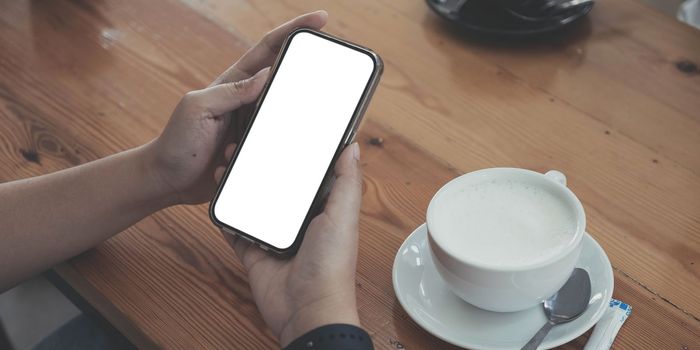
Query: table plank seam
[[614, 266, 700, 324]]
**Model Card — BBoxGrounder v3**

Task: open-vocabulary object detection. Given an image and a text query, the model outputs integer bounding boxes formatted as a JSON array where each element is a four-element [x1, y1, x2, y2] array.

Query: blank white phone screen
[[213, 31, 375, 250]]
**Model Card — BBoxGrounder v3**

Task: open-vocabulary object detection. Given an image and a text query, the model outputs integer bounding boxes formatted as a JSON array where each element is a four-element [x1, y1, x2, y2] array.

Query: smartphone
[[209, 29, 383, 256]]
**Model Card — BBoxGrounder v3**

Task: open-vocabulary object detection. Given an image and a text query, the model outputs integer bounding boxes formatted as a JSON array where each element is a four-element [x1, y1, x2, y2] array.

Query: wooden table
[[1, 0, 699, 348]]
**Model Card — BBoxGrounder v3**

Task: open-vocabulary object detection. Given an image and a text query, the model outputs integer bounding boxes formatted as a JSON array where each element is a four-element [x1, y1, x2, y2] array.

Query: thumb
[[198, 67, 270, 116]]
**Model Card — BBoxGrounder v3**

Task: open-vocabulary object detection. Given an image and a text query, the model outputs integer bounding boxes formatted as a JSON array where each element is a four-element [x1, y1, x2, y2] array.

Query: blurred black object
[[0, 317, 13, 350], [426, 0, 593, 39]]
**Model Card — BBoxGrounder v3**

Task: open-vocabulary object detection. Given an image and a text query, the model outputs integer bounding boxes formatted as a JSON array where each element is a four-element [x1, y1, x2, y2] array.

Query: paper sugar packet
[[584, 299, 632, 350]]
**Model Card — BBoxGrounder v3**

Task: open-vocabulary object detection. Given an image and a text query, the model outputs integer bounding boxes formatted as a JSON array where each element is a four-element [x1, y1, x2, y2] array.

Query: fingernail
[[352, 142, 360, 161]]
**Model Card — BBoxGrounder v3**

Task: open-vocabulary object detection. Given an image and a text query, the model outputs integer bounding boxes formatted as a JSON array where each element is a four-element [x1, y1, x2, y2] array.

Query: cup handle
[[545, 170, 567, 187]]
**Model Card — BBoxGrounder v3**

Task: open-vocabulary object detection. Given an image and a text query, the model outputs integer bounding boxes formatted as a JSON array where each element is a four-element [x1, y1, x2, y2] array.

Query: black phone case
[[209, 29, 383, 257]]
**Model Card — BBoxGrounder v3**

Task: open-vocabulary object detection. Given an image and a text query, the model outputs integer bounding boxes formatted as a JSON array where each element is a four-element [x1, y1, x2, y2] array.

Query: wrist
[[283, 324, 372, 350], [132, 141, 181, 209], [279, 294, 360, 347]]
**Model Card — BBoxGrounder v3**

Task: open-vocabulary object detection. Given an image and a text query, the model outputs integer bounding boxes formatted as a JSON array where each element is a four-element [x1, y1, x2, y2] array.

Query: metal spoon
[[521, 268, 591, 350]]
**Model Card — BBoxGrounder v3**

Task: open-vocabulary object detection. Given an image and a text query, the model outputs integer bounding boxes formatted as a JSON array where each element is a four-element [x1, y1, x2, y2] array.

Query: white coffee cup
[[427, 168, 585, 312]]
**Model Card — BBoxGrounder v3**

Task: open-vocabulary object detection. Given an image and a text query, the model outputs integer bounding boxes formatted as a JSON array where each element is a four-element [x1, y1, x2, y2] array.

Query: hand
[[218, 143, 364, 347], [144, 11, 328, 204]]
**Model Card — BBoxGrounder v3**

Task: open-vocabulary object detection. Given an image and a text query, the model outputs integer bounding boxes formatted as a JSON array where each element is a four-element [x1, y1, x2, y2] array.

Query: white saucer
[[392, 224, 614, 350]]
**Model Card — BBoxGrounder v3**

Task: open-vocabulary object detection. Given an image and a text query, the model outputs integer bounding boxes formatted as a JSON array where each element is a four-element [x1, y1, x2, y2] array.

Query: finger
[[214, 166, 226, 182], [223, 230, 268, 270], [221, 230, 250, 259], [238, 245, 268, 272], [221, 230, 247, 258], [214, 143, 237, 182], [232, 238, 248, 259], [323, 143, 362, 228], [214, 143, 238, 182], [210, 10, 328, 85], [197, 67, 270, 117], [222, 229, 237, 248], [224, 143, 236, 161], [225, 104, 254, 145]]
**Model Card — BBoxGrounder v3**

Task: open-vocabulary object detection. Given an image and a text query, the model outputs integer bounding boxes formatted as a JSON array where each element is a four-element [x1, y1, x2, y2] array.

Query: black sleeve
[[283, 324, 374, 350]]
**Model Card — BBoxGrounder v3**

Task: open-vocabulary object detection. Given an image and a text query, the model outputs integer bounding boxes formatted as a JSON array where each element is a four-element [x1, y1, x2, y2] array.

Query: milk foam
[[431, 178, 577, 268]]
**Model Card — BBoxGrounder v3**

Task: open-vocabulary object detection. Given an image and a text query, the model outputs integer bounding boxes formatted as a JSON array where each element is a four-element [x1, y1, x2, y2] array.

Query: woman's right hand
[[218, 143, 364, 347]]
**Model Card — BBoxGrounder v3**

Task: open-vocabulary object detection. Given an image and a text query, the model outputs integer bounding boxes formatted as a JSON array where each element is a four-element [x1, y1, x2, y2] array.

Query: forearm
[[0, 142, 175, 291]]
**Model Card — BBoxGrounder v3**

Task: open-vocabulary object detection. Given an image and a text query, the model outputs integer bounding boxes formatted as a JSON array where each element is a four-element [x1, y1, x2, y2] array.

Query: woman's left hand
[[145, 11, 328, 204]]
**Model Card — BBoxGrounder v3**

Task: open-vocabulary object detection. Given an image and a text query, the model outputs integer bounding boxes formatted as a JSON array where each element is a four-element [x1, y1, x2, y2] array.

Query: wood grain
[[1, 0, 699, 349]]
